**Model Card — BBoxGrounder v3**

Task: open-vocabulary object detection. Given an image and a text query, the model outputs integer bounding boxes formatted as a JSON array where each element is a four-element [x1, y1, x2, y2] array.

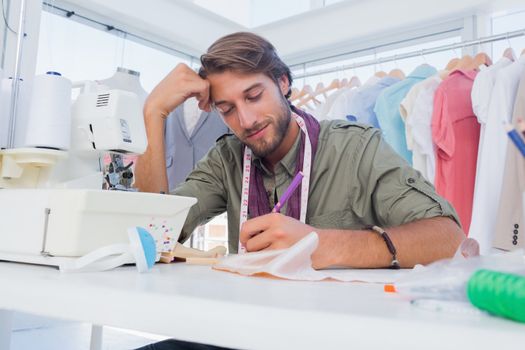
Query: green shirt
[[172, 120, 460, 253]]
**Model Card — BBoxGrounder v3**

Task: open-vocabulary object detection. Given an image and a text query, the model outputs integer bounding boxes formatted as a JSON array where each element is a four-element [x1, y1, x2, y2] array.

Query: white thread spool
[[24, 71, 72, 150]]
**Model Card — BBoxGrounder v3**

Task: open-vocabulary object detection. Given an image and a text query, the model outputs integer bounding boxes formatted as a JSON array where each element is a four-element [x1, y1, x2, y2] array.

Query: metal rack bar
[[294, 28, 525, 79]]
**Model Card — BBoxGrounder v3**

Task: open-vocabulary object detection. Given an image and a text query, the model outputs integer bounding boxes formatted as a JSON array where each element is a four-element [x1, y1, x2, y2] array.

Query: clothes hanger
[[445, 57, 460, 71], [454, 54, 474, 70], [291, 84, 312, 102], [439, 48, 460, 79], [503, 47, 516, 61], [472, 52, 492, 69], [290, 87, 301, 101], [314, 79, 341, 96], [388, 55, 405, 80], [503, 34, 516, 62], [388, 69, 405, 80], [314, 82, 328, 99], [373, 53, 387, 78], [296, 85, 321, 108], [349, 76, 361, 88]]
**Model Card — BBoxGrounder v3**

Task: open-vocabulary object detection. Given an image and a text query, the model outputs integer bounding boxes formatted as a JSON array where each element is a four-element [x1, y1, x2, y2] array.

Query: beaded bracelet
[[369, 225, 400, 269]]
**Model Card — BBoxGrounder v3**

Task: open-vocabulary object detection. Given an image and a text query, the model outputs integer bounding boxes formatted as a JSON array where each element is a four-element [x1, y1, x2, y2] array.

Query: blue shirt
[[373, 64, 437, 164], [346, 76, 400, 128]]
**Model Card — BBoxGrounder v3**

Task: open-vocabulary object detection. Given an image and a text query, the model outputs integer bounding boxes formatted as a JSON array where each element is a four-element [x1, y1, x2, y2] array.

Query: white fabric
[[313, 87, 349, 121], [471, 57, 513, 178], [325, 87, 358, 120], [314, 78, 361, 121], [469, 55, 525, 254], [215, 232, 409, 283], [399, 74, 442, 183], [327, 76, 380, 120], [471, 58, 512, 125], [183, 97, 201, 136]]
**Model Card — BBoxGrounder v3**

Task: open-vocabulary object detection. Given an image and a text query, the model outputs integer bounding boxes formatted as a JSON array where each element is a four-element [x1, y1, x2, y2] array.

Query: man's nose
[[237, 104, 257, 129]]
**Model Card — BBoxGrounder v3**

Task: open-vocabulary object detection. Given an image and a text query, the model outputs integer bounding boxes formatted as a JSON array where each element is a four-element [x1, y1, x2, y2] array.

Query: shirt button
[[514, 224, 520, 229], [408, 178, 415, 184]]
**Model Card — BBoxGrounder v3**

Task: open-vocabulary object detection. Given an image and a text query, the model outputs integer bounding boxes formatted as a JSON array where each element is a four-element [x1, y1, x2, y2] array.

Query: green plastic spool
[[467, 269, 525, 323]]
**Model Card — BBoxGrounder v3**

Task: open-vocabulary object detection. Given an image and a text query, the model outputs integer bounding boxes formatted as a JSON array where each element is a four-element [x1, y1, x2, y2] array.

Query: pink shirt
[[431, 70, 480, 233]]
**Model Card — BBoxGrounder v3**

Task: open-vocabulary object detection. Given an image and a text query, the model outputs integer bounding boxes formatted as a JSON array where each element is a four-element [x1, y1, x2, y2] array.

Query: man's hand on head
[[239, 213, 315, 251], [144, 63, 212, 120]]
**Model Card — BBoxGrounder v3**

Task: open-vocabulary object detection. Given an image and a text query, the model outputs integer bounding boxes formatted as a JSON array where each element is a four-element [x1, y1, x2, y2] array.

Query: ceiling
[[190, 0, 347, 28], [55, 0, 524, 65]]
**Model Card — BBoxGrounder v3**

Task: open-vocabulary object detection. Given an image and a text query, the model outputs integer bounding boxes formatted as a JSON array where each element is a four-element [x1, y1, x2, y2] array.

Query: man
[[136, 31, 464, 269], [134, 31, 464, 350]]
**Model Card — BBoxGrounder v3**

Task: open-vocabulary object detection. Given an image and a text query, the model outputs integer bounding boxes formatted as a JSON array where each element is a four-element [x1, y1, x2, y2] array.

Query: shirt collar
[[377, 76, 401, 86], [407, 64, 438, 79], [450, 69, 477, 80], [252, 129, 302, 177]]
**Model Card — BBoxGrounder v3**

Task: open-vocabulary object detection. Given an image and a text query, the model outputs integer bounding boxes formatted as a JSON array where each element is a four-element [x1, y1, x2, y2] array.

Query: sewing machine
[[0, 81, 196, 267]]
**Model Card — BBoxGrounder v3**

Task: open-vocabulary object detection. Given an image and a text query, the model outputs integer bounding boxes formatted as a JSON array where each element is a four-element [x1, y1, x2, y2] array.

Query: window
[[36, 10, 190, 92], [491, 9, 525, 59]]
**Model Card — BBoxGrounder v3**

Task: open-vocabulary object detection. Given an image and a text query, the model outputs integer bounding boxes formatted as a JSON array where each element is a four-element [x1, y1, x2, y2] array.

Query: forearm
[[313, 217, 464, 269], [134, 107, 168, 193]]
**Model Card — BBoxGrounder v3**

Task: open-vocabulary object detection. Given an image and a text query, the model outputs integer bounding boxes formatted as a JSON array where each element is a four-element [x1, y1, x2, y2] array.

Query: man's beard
[[242, 97, 291, 158]]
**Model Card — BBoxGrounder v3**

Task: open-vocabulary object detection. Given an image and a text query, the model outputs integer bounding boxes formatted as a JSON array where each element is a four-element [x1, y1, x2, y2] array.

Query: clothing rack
[[294, 28, 525, 79]]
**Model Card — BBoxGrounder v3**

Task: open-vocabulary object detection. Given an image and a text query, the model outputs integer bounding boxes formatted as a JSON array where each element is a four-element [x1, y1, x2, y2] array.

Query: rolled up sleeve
[[356, 129, 460, 228]]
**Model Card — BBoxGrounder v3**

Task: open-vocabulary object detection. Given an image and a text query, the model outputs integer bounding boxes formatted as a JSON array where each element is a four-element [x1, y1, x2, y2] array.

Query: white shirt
[[470, 57, 513, 176], [399, 74, 442, 184], [327, 76, 380, 120], [314, 87, 350, 121], [183, 97, 201, 136], [324, 87, 358, 120], [468, 55, 525, 254]]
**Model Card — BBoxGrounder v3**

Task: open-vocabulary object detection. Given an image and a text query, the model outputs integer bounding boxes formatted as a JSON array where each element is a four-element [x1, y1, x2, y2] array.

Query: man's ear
[[278, 75, 290, 96]]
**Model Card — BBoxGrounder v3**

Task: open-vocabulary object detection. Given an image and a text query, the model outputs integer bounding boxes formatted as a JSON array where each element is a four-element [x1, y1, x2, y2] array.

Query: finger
[[245, 230, 273, 252], [196, 83, 211, 112], [198, 85, 211, 112], [239, 213, 278, 245]]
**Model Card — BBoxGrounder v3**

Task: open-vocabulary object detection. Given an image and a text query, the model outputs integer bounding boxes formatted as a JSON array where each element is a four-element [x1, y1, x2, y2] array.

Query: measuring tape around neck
[[238, 113, 312, 253]]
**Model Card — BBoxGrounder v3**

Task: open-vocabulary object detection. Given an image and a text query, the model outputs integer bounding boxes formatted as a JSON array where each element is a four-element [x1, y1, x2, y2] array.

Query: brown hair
[[199, 32, 293, 99]]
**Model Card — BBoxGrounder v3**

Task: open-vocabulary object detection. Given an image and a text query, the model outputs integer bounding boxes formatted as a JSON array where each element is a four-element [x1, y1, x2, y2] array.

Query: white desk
[[0, 261, 524, 350]]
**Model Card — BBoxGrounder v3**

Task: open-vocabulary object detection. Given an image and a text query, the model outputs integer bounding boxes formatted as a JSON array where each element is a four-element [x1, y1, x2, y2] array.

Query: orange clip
[[384, 284, 396, 293]]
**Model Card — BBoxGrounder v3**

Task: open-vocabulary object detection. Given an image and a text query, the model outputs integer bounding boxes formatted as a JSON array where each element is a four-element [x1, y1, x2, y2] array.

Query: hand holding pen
[[240, 170, 315, 253]]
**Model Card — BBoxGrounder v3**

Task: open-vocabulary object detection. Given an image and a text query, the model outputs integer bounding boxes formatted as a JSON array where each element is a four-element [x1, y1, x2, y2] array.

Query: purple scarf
[[247, 106, 320, 220]]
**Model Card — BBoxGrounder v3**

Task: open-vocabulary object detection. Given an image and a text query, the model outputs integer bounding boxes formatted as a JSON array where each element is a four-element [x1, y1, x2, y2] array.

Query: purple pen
[[272, 171, 304, 213]]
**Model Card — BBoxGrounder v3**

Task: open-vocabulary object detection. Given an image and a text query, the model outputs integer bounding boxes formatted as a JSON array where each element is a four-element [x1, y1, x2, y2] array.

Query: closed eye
[[221, 106, 235, 116], [246, 93, 262, 102]]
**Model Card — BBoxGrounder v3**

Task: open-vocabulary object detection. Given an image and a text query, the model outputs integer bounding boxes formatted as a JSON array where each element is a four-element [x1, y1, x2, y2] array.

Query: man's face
[[207, 71, 291, 158]]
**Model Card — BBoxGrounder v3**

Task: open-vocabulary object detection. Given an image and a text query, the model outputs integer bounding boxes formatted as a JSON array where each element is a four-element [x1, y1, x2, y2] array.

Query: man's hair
[[199, 32, 293, 99]]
